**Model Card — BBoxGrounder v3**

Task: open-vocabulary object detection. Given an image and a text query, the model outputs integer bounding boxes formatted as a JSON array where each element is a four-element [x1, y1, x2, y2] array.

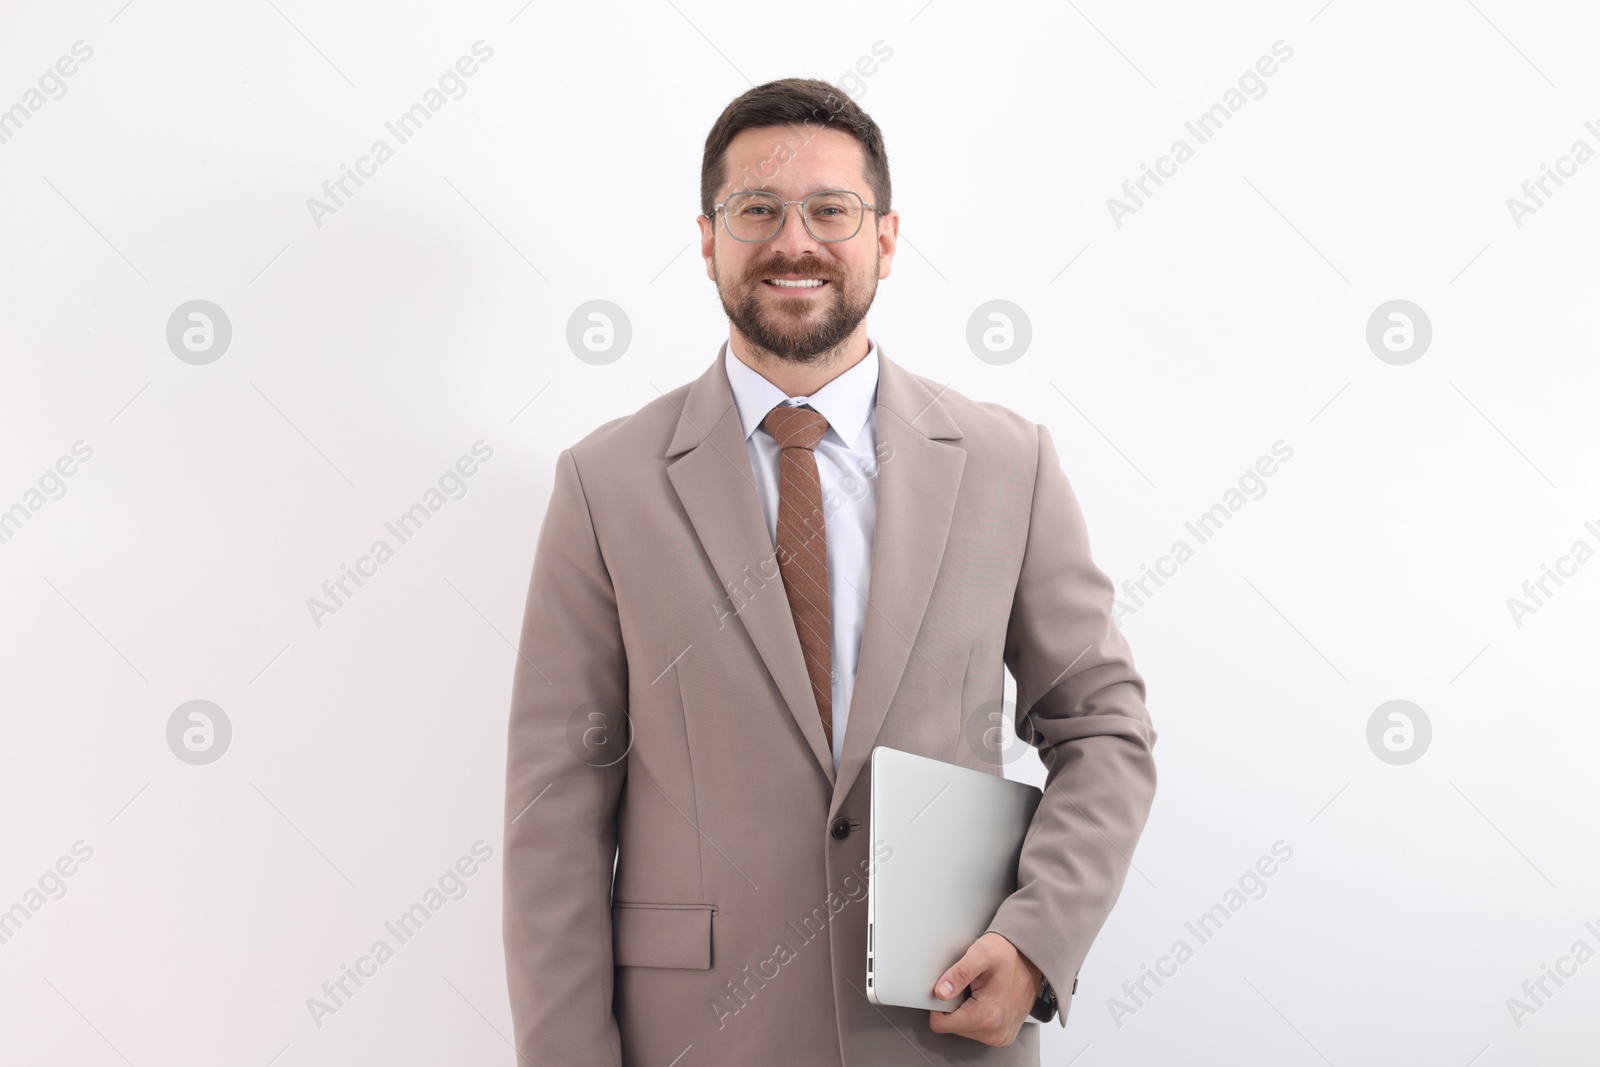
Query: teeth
[[768, 279, 825, 287]]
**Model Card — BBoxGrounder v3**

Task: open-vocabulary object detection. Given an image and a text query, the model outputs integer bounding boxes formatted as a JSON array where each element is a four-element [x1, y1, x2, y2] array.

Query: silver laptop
[[865, 746, 1042, 1012]]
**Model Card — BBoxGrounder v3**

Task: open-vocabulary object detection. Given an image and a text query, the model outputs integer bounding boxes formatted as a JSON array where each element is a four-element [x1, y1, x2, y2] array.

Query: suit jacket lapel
[[830, 348, 965, 816], [666, 344, 837, 785]]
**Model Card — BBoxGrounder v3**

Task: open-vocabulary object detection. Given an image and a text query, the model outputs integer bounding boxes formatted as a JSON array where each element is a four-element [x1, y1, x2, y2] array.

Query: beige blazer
[[503, 343, 1157, 1065]]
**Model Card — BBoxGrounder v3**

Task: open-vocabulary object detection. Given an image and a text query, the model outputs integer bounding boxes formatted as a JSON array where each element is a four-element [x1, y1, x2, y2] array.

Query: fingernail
[[937, 981, 953, 997]]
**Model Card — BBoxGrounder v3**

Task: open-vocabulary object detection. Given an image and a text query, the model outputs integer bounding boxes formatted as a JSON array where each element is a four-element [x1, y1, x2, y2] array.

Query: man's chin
[[751, 338, 832, 363], [722, 282, 869, 362], [737, 306, 834, 358]]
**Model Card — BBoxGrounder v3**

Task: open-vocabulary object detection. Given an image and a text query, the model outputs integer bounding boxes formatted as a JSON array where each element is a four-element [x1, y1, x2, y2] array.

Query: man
[[503, 77, 1157, 1065]]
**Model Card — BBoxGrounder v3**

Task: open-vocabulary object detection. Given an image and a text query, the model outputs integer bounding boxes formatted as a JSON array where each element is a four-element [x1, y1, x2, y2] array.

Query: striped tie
[[761, 403, 834, 752]]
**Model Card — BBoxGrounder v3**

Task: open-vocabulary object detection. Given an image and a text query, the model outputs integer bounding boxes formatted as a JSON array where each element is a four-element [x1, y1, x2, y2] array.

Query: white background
[[2, 1, 1597, 1064]]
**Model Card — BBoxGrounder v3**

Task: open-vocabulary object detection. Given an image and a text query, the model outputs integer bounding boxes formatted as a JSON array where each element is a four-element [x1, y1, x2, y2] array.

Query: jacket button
[[831, 817, 851, 839]]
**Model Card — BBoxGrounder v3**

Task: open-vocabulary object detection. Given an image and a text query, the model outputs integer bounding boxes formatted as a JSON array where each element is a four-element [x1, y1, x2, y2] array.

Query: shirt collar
[[723, 339, 879, 448]]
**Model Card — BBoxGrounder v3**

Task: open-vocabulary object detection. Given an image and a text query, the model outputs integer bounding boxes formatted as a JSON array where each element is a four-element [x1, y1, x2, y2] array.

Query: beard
[[715, 250, 879, 364]]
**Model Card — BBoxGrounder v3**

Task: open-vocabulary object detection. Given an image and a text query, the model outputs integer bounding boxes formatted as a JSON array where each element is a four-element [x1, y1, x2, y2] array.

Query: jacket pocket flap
[[612, 902, 714, 969]]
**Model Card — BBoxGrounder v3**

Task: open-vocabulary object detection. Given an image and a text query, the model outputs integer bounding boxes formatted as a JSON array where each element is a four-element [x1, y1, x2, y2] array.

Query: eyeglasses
[[707, 189, 880, 243]]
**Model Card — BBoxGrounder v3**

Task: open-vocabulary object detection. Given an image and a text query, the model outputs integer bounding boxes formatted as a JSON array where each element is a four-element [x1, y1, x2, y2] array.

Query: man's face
[[699, 125, 898, 363]]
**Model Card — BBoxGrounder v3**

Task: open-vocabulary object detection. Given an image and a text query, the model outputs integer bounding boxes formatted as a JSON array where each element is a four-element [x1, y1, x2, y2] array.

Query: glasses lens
[[804, 191, 864, 241], [724, 192, 784, 241]]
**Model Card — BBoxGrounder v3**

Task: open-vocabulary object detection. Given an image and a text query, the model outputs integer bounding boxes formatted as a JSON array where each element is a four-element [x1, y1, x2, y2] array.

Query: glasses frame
[[707, 188, 882, 243]]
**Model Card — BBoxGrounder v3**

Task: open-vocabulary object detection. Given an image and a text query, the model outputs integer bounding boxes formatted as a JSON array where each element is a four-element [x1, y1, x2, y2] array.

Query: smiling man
[[503, 78, 1157, 1066]]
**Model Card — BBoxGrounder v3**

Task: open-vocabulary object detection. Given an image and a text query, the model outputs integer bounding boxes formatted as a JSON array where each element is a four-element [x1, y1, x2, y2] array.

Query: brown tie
[[761, 403, 834, 753]]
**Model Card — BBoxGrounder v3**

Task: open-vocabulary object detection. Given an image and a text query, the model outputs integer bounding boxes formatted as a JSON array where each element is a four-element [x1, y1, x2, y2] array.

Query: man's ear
[[875, 208, 900, 281], [698, 213, 716, 280]]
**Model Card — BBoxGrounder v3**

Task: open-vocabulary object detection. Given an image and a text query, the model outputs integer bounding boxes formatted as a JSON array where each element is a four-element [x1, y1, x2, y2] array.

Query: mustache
[[745, 260, 839, 283]]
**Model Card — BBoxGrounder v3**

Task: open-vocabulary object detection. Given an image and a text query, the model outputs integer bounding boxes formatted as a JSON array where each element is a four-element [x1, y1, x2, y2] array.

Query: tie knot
[[762, 404, 830, 451]]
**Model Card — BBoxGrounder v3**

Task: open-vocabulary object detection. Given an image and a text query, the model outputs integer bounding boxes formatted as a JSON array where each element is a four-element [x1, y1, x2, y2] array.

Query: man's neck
[[728, 327, 870, 398]]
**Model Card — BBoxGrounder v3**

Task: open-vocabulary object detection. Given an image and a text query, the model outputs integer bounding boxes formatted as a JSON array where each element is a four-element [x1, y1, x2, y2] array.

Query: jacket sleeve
[[503, 447, 628, 1064], [983, 423, 1158, 1028]]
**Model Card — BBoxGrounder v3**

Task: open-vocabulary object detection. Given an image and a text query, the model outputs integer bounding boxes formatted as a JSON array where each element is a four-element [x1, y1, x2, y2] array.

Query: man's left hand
[[927, 931, 1043, 1046]]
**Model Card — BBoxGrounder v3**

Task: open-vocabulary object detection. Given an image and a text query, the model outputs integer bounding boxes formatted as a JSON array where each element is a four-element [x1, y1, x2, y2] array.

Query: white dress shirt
[[724, 340, 881, 775]]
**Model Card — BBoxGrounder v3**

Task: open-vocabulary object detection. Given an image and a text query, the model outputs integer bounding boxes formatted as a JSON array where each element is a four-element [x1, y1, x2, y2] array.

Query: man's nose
[[767, 202, 821, 257]]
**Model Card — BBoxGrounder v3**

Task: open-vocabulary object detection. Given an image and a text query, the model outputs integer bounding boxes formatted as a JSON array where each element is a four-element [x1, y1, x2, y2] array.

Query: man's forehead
[[720, 125, 865, 195], [726, 123, 856, 154]]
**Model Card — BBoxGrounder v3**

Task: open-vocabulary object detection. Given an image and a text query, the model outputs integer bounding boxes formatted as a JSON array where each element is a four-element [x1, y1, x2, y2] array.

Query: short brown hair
[[700, 77, 891, 221]]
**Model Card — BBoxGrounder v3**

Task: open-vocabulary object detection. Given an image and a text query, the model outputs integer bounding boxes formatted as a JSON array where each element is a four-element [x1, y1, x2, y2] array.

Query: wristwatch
[[1028, 979, 1058, 1023]]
